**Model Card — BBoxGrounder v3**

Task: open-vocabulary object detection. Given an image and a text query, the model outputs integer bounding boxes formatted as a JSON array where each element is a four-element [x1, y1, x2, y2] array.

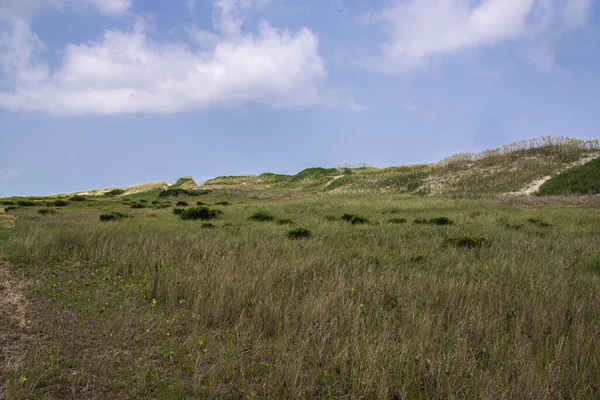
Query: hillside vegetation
[[536, 157, 600, 196], [173, 137, 600, 197], [30, 136, 595, 200]]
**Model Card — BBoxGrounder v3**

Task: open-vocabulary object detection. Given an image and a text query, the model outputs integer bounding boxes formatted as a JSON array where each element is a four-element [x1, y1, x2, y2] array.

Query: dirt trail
[[0, 257, 33, 388]]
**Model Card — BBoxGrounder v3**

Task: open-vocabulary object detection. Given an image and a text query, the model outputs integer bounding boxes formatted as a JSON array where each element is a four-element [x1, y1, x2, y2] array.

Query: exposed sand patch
[[0, 257, 33, 382]]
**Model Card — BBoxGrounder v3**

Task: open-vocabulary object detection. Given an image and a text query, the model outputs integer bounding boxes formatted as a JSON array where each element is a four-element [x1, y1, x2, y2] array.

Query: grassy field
[[1, 192, 600, 399]]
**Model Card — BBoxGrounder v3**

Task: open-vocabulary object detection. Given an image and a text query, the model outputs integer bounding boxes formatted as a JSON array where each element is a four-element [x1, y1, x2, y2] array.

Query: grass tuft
[[249, 210, 275, 222], [180, 206, 221, 221], [446, 235, 490, 248], [287, 227, 312, 239]]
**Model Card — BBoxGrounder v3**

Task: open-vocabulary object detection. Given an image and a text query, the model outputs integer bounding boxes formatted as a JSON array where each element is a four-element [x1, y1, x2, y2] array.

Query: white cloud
[[0, 169, 19, 181], [364, 0, 594, 73], [0, 0, 355, 114], [84, 0, 131, 16]]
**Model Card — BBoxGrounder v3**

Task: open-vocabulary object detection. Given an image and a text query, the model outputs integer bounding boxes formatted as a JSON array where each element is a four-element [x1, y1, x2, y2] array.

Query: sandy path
[[0, 257, 32, 390]]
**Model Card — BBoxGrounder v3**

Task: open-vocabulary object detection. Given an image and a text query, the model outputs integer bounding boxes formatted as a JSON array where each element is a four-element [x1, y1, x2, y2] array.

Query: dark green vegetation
[[287, 227, 312, 239], [342, 213, 369, 224], [249, 210, 275, 221], [179, 206, 221, 221], [537, 158, 600, 196], [104, 189, 125, 196], [99, 212, 130, 222], [1, 137, 600, 399]]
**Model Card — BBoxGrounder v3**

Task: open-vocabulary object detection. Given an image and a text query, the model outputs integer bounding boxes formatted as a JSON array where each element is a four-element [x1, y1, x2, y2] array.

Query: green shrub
[[202, 223, 216, 229], [52, 200, 68, 207], [196, 202, 205, 206], [180, 207, 221, 221], [389, 217, 407, 224], [429, 217, 454, 226], [527, 218, 551, 228], [69, 195, 87, 202], [291, 167, 339, 182], [587, 256, 600, 275], [287, 227, 312, 239], [536, 158, 600, 195], [153, 204, 171, 209], [413, 218, 429, 224], [17, 201, 36, 207], [38, 208, 57, 215], [139, 199, 149, 203], [131, 204, 145, 209], [159, 189, 211, 197], [249, 210, 275, 222], [215, 201, 231, 206], [104, 189, 125, 196], [4, 206, 18, 212], [342, 213, 369, 225], [172, 208, 184, 215], [446, 236, 490, 248], [325, 215, 337, 221], [1, 200, 15, 205], [277, 219, 294, 225], [99, 212, 130, 222], [176, 201, 189, 206]]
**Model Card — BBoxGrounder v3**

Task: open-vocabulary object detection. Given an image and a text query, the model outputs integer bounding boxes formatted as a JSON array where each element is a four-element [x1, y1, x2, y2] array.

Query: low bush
[[325, 215, 337, 221], [180, 207, 221, 221], [413, 218, 429, 224], [389, 217, 407, 224], [131, 204, 146, 209], [249, 210, 275, 222], [587, 255, 600, 275], [104, 189, 125, 196], [446, 236, 490, 248], [99, 212, 130, 222], [287, 227, 312, 239], [38, 209, 57, 215], [17, 201, 36, 207], [527, 218, 551, 228], [52, 200, 69, 207], [4, 206, 18, 212], [277, 219, 294, 225], [215, 201, 231, 206], [202, 223, 216, 229], [342, 213, 369, 225], [172, 208, 184, 215], [176, 201, 189, 207], [69, 195, 87, 202], [429, 217, 454, 226], [159, 189, 211, 197], [1, 200, 15, 205], [196, 202, 205, 206]]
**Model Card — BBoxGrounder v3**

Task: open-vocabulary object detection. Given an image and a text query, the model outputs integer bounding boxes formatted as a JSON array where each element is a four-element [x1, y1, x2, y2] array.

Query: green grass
[[536, 158, 600, 195], [2, 193, 599, 398]]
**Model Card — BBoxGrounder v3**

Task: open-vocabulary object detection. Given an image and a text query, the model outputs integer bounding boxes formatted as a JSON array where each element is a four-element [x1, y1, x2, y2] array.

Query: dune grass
[[1, 193, 599, 399]]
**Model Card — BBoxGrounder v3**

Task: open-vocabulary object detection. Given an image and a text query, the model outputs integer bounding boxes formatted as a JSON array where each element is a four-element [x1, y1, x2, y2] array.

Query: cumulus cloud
[[0, 0, 356, 114], [363, 0, 594, 73]]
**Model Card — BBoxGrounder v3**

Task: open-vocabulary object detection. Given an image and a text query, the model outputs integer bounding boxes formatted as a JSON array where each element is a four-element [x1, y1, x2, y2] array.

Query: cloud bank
[[363, 0, 594, 73], [0, 0, 355, 115]]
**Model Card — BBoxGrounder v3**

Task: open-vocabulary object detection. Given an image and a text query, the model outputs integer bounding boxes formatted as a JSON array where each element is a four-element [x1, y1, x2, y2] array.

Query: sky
[[0, 0, 599, 197]]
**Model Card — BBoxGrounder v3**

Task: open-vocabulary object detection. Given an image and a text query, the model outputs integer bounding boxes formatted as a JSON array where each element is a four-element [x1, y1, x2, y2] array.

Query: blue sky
[[0, 0, 598, 197]]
